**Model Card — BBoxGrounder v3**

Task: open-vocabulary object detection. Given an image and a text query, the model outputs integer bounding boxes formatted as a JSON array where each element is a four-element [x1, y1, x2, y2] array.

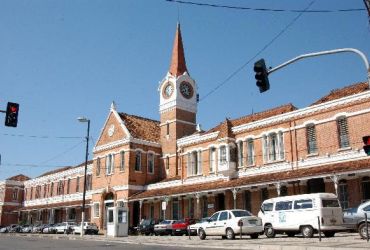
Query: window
[[12, 189, 18, 201], [237, 141, 244, 168], [261, 203, 273, 212], [362, 177, 370, 201], [166, 123, 170, 136], [94, 203, 100, 218], [219, 146, 227, 164], [247, 139, 255, 166], [50, 183, 54, 196], [188, 198, 194, 218], [35, 186, 41, 199], [263, 132, 285, 163], [172, 198, 179, 220], [96, 158, 101, 176], [147, 153, 154, 174], [275, 201, 292, 211], [135, 151, 141, 171], [43, 185, 47, 198], [202, 196, 208, 218], [209, 147, 216, 172], [218, 211, 229, 221], [209, 212, 219, 222], [294, 199, 313, 209], [191, 152, 197, 175], [280, 186, 288, 196], [322, 199, 340, 208], [67, 179, 71, 194], [120, 151, 125, 171], [106, 154, 114, 175], [57, 180, 63, 195], [76, 177, 80, 192], [86, 175, 92, 191], [68, 208, 76, 220], [244, 190, 251, 212], [338, 180, 349, 209], [306, 124, 318, 154], [261, 188, 269, 202], [337, 117, 350, 148]]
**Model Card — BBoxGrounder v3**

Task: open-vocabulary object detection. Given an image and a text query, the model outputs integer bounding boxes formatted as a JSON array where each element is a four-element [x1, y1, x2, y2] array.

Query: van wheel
[[199, 229, 206, 240], [264, 225, 276, 238], [226, 228, 235, 240], [250, 233, 259, 239], [324, 231, 335, 237], [286, 232, 295, 237], [358, 224, 370, 239], [301, 226, 314, 238]]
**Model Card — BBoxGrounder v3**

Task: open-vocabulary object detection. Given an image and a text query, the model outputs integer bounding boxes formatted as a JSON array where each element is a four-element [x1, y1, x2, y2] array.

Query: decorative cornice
[[112, 185, 145, 191], [177, 132, 219, 147], [93, 137, 161, 153], [233, 90, 370, 133]]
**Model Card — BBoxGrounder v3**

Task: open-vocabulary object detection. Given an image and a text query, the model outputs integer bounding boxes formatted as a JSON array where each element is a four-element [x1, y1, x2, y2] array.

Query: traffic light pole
[[267, 48, 370, 85]]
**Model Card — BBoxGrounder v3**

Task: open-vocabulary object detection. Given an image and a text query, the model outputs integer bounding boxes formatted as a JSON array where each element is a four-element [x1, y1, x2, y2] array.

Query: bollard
[[238, 220, 243, 239], [365, 213, 369, 242], [188, 225, 191, 240], [317, 216, 321, 242]]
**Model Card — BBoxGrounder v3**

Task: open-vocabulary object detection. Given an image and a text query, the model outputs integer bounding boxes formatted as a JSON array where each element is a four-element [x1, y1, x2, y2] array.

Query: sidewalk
[[2, 232, 370, 250]]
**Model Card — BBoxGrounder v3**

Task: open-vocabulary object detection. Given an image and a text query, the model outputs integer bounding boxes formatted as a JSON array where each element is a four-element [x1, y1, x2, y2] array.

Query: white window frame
[[93, 202, 100, 218], [247, 138, 255, 166], [106, 154, 114, 175], [135, 151, 142, 172], [219, 145, 227, 165], [209, 147, 216, 173], [12, 188, 19, 201], [262, 131, 285, 163], [147, 152, 154, 174]]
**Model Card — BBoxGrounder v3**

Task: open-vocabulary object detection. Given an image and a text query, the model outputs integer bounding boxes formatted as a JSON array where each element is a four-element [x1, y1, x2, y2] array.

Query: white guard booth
[[107, 207, 128, 237]]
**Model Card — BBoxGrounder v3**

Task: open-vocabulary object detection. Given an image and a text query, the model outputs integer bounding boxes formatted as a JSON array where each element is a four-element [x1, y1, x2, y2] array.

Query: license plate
[[176, 229, 181, 231], [249, 220, 257, 225]]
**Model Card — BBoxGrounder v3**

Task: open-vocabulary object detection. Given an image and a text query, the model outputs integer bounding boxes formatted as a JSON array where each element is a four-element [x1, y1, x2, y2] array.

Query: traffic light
[[5, 102, 19, 127], [254, 59, 270, 93], [363, 136, 370, 156]]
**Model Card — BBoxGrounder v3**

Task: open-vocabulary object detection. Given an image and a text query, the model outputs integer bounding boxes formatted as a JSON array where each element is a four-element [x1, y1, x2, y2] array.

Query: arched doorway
[[103, 192, 115, 229]]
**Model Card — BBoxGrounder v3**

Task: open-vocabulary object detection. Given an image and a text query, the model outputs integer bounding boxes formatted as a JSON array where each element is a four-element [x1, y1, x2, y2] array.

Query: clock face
[[180, 82, 193, 99], [163, 83, 174, 98]]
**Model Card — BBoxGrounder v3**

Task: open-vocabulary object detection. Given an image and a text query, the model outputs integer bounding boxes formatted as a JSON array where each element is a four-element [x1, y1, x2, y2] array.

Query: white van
[[258, 193, 344, 238]]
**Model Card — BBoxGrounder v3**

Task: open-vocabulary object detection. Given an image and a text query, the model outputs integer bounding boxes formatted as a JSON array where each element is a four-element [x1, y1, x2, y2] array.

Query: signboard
[[207, 204, 214, 209], [162, 201, 167, 210]]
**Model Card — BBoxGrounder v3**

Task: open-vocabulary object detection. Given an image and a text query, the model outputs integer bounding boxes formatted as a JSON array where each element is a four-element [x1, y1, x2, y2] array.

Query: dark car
[[343, 200, 370, 239], [171, 218, 197, 236], [138, 219, 156, 236]]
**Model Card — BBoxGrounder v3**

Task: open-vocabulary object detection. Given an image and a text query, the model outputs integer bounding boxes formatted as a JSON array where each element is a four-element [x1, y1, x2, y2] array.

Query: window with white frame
[[76, 177, 80, 192], [86, 175, 92, 190], [135, 151, 141, 171], [191, 151, 198, 175], [106, 154, 114, 175], [337, 116, 350, 148], [120, 151, 125, 171], [237, 141, 244, 168], [50, 183, 54, 196], [219, 145, 227, 164], [43, 185, 47, 198], [209, 147, 216, 172], [262, 131, 285, 163], [12, 188, 18, 201], [306, 124, 318, 154], [67, 179, 71, 194], [247, 139, 255, 166], [57, 180, 63, 195], [94, 203, 100, 218], [338, 179, 349, 209], [68, 208, 76, 220], [197, 150, 202, 175], [147, 153, 154, 174], [96, 157, 101, 176]]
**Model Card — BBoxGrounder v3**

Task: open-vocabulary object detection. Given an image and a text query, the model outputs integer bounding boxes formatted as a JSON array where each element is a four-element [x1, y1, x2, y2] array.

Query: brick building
[[1, 24, 370, 229]]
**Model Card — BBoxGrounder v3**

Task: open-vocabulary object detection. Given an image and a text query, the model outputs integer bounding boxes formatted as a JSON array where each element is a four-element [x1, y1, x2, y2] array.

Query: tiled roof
[[311, 82, 369, 106], [129, 158, 370, 200], [6, 174, 30, 181], [205, 104, 297, 135], [119, 113, 160, 143], [37, 160, 93, 178], [169, 23, 188, 76]]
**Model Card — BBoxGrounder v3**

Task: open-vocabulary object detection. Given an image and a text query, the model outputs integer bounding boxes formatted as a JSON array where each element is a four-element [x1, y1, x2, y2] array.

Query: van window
[[262, 203, 273, 212], [294, 199, 313, 209], [322, 199, 340, 207], [275, 201, 292, 211]]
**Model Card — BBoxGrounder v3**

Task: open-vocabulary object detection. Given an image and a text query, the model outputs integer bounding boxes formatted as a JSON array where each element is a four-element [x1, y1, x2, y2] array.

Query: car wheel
[[324, 231, 335, 238], [264, 225, 276, 238], [250, 233, 259, 239], [286, 232, 296, 237], [358, 223, 370, 239], [199, 229, 206, 240], [301, 225, 314, 238], [226, 228, 235, 240]]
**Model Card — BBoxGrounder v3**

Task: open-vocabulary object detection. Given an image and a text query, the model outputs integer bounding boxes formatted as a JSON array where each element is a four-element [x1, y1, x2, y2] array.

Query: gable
[[95, 111, 129, 148]]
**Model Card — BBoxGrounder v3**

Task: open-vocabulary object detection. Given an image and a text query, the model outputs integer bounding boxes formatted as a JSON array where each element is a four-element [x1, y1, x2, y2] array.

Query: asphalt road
[[0, 235, 215, 250]]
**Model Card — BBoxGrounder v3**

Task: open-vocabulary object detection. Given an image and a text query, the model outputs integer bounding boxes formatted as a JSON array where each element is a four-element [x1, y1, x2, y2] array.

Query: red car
[[171, 218, 197, 236]]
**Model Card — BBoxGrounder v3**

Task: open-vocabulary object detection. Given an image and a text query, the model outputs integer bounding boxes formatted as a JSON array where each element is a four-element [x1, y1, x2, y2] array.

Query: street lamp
[[77, 116, 90, 237]]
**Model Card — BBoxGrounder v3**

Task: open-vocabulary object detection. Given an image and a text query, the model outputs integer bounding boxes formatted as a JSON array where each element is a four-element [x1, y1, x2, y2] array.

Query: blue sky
[[0, 0, 369, 180]]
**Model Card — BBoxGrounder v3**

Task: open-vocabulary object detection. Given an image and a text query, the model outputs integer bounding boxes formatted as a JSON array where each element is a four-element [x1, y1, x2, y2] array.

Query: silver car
[[343, 200, 370, 239]]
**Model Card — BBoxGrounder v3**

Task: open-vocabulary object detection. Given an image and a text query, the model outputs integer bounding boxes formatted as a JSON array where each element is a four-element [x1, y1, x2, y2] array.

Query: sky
[[0, 0, 369, 180]]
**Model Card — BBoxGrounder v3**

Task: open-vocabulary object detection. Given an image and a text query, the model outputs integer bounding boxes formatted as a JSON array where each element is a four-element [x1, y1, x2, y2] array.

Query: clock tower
[[158, 23, 197, 178]]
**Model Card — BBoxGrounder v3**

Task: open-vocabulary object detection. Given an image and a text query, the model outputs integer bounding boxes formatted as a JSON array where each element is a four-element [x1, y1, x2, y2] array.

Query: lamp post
[[77, 116, 90, 237]]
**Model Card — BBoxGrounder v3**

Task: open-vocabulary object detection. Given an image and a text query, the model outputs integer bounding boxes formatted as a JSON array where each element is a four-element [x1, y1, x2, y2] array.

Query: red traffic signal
[[363, 136, 370, 156], [5, 102, 19, 127]]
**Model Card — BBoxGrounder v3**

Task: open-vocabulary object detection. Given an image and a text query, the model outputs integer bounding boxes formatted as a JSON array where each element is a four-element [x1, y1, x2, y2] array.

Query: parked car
[[343, 200, 370, 239], [138, 219, 156, 236], [20, 224, 33, 233], [8, 224, 21, 233], [258, 193, 344, 238], [53, 222, 76, 234], [171, 218, 197, 236], [32, 224, 46, 233], [42, 224, 56, 234], [72, 222, 99, 235], [154, 220, 177, 236], [0, 226, 8, 233], [198, 209, 263, 240], [189, 217, 209, 236]]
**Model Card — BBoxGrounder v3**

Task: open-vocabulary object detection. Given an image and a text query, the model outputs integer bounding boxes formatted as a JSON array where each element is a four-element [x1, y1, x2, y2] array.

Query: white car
[[53, 222, 77, 234], [198, 209, 263, 240], [189, 217, 209, 235], [72, 222, 99, 235]]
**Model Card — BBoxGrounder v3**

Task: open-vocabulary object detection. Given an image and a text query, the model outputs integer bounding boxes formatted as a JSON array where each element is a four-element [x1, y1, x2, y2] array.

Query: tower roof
[[169, 23, 188, 76]]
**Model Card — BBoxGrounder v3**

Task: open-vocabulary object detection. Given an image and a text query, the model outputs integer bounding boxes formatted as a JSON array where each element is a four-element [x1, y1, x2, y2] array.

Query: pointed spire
[[110, 101, 116, 111], [169, 23, 188, 77]]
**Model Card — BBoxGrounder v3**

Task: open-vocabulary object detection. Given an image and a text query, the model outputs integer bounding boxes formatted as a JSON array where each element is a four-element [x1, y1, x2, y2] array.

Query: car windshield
[[232, 210, 252, 217]]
